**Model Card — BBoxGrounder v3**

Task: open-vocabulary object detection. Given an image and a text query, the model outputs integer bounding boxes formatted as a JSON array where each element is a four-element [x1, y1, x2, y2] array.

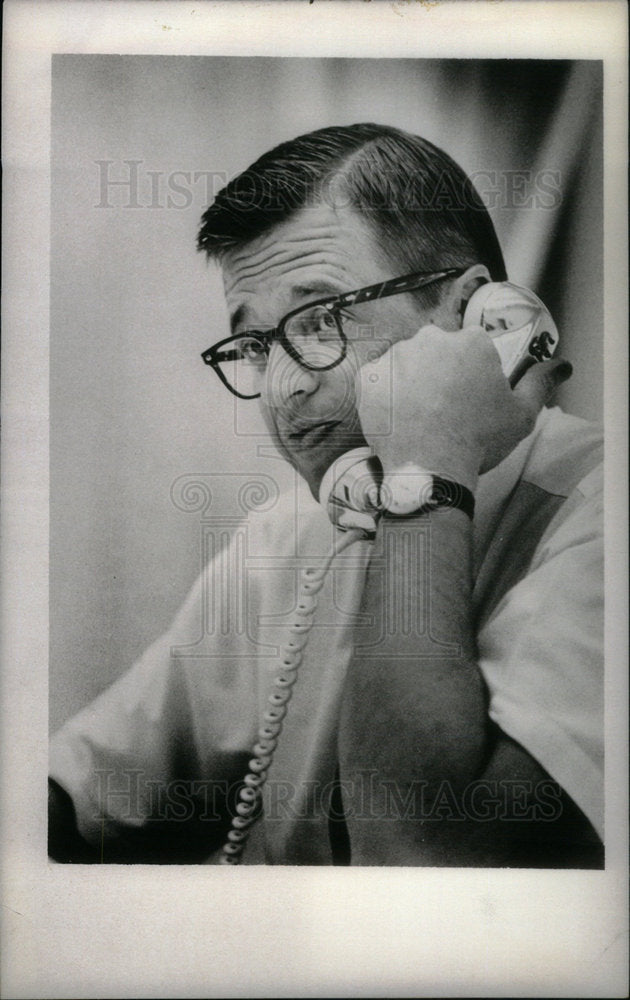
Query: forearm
[[338, 508, 488, 864]]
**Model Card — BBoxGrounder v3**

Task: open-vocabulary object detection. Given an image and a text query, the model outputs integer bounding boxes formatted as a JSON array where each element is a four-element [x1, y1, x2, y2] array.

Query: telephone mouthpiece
[[319, 447, 382, 535]]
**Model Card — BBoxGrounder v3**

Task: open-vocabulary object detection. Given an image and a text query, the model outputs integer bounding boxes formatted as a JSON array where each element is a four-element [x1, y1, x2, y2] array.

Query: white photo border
[[2, 2, 628, 997]]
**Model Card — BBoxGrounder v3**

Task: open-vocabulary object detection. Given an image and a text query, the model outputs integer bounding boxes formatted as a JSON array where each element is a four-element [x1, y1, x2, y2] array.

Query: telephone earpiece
[[463, 281, 559, 386]]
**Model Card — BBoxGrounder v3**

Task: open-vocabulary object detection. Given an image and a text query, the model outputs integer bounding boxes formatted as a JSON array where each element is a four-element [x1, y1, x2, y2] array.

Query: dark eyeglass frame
[[201, 267, 465, 399]]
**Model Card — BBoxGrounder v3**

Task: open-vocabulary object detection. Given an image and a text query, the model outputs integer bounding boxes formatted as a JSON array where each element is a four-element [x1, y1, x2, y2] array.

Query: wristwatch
[[380, 464, 475, 520], [319, 450, 474, 536]]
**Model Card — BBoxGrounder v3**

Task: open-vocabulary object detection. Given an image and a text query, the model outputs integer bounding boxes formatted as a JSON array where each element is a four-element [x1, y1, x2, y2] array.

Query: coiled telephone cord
[[219, 527, 366, 864]]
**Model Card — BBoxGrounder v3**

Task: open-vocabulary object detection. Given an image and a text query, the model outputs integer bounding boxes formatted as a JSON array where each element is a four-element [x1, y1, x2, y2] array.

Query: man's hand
[[356, 324, 572, 492]]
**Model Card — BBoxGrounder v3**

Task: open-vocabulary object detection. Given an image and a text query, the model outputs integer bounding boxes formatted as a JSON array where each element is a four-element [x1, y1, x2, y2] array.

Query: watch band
[[426, 475, 475, 520]]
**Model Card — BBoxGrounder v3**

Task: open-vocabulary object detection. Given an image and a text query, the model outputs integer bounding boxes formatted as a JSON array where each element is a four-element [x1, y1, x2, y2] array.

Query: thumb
[[512, 357, 573, 416]]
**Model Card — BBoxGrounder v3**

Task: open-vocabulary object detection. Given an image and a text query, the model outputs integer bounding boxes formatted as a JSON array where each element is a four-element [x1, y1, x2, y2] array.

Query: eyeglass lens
[[217, 305, 346, 396]]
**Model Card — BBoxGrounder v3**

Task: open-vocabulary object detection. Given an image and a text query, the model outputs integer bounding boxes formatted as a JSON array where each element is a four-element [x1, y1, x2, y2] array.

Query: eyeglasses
[[201, 267, 464, 399]]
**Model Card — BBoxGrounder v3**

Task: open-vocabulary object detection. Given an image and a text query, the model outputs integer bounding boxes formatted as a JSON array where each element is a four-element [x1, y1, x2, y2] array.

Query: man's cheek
[[258, 401, 293, 463], [257, 392, 292, 450], [258, 399, 281, 441]]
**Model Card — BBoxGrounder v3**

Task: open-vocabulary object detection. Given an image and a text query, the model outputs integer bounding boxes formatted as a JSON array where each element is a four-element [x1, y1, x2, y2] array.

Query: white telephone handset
[[319, 281, 559, 531]]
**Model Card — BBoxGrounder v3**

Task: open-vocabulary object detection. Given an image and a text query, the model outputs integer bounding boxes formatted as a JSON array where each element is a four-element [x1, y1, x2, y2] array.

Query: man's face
[[221, 202, 457, 496]]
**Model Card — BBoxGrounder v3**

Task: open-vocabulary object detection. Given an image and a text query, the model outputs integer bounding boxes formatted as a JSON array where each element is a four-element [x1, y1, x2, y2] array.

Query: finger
[[512, 357, 573, 417]]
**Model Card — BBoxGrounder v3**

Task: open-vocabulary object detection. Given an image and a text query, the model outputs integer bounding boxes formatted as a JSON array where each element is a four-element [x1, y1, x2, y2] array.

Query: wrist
[[380, 466, 476, 520], [374, 433, 481, 497]]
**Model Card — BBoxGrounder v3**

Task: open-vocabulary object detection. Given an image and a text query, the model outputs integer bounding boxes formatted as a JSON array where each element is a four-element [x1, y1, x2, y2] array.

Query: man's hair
[[198, 123, 507, 304]]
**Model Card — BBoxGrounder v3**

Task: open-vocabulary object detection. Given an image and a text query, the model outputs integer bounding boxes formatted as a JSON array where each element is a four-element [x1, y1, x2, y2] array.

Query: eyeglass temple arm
[[334, 268, 463, 310]]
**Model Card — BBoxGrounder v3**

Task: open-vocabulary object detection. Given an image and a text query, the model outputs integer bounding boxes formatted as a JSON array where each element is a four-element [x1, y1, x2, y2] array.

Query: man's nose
[[262, 341, 320, 407]]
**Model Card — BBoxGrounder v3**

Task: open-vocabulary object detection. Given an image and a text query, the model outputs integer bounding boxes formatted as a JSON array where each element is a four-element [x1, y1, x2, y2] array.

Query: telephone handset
[[319, 281, 560, 531]]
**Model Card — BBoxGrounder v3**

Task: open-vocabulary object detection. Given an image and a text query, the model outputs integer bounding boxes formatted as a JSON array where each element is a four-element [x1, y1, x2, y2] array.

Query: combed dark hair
[[198, 123, 506, 303]]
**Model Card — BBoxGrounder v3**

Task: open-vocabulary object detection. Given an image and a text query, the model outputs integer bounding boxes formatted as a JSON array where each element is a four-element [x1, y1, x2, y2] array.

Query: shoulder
[[520, 405, 603, 502], [524, 409, 603, 562]]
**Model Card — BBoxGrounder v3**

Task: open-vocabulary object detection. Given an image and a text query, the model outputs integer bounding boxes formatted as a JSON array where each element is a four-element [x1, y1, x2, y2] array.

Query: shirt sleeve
[[476, 467, 604, 839], [49, 533, 262, 850]]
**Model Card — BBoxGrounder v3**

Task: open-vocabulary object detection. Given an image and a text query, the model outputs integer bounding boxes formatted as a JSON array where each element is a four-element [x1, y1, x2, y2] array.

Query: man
[[49, 124, 603, 866]]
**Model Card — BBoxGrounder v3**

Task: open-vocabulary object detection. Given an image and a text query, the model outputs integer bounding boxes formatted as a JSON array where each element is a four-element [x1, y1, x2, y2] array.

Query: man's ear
[[446, 264, 492, 328]]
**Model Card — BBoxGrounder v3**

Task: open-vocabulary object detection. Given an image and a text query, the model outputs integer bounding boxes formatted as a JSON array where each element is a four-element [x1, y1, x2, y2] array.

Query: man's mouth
[[287, 421, 341, 448]]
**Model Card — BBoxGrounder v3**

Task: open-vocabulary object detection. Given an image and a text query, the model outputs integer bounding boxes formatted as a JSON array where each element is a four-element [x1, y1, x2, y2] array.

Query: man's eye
[[238, 336, 268, 364], [291, 307, 339, 341], [319, 310, 338, 335]]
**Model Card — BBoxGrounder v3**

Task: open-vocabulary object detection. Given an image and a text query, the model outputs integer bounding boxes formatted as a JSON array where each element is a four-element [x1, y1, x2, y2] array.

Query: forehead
[[221, 202, 390, 317]]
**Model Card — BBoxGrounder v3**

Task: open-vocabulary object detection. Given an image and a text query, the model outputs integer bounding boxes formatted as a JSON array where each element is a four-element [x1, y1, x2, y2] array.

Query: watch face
[[380, 466, 436, 516]]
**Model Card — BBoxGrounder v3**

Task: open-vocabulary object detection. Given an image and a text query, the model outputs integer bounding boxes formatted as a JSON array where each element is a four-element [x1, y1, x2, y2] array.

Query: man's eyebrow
[[290, 281, 345, 300], [229, 281, 346, 333]]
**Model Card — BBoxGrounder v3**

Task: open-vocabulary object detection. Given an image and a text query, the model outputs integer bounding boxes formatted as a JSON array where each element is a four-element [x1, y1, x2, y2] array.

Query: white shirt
[[50, 406, 604, 862]]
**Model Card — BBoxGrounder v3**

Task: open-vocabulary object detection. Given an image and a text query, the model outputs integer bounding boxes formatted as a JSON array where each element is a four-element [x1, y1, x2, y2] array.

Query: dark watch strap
[[430, 476, 475, 520]]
